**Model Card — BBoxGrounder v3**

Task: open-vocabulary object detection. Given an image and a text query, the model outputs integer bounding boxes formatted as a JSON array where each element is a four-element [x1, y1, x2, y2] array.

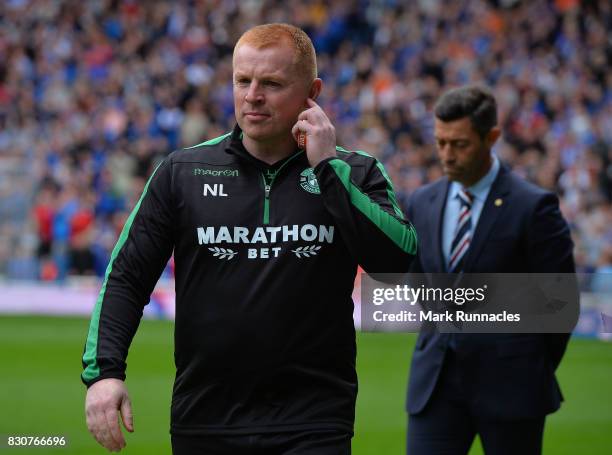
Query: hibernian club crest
[[299, 168, 320, 194]]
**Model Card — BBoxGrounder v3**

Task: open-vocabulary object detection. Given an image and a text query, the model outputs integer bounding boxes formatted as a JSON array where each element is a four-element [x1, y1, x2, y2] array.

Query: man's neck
[[461, 154, 493, 188], [242, 134, 297, 165]]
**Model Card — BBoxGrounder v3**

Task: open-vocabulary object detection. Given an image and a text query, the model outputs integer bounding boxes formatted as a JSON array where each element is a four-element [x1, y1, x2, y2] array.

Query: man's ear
[[486, 126, 501, 148], [309, 78, 322, 101]]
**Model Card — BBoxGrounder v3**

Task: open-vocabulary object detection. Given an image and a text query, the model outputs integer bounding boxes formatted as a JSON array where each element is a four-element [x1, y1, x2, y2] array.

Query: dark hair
[[434, 85, 497, 138]]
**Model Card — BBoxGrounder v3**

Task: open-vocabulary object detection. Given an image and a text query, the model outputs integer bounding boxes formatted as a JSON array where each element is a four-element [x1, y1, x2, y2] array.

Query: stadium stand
[[0, 0, 609, 284]]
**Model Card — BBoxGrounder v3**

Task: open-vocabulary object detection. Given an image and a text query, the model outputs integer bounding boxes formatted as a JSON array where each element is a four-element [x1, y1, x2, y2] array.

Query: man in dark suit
[[404, 85, 576, 454]]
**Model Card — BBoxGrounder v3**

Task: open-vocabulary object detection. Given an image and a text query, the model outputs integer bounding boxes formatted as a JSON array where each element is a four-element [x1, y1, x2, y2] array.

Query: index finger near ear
[[308, 98, 331, 121], [306, 98, 320, 109], [298, 107, 327, 125]]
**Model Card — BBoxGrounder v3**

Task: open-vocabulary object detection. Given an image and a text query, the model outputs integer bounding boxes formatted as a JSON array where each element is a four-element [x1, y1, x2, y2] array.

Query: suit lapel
[[430, 178, 450, 272], [462, 165, 511, 272]]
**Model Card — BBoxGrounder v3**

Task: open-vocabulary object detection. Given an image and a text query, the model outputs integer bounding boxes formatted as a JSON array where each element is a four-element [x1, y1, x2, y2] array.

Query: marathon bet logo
[[197, 224, 334, 260], [299, 168, 320, 194], [291, 245, 321, 258], [208, 247, 237, 260]]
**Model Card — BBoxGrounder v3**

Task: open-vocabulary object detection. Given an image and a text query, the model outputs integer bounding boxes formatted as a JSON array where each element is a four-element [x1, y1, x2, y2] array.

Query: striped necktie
[[448, 188, 474, 273]]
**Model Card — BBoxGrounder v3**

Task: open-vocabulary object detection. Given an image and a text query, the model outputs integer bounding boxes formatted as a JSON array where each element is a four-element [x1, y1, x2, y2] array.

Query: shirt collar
[[449, 155, 500, 202], [226, 124, 303, 170]]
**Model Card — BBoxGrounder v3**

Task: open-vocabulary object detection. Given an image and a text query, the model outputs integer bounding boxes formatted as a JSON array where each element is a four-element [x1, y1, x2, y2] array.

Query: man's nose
[[245, 83, 263, 104], [439, 145, 455, 162]]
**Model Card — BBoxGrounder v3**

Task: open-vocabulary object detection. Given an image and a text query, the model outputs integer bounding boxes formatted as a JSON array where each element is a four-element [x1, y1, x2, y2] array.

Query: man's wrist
[[312, 155, 337, 171], [84, 373, 126, 389]]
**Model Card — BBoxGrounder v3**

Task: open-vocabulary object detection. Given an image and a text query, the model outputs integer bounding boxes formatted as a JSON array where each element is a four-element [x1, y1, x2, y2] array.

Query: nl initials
[[203, 184, 228, 197]]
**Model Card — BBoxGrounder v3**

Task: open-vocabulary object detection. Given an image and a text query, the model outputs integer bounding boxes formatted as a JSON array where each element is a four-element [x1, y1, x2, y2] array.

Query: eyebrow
[[434, 137, 471, 141]]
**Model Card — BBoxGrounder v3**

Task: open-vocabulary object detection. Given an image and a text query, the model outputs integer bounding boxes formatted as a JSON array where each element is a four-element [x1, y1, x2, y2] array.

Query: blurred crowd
[[0, 0, 610, 286]]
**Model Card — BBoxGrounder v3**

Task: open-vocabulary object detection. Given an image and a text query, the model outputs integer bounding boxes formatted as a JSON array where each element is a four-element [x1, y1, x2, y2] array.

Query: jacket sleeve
[[526, 192, 575, 274], [526, 192, 578, 370], [313, 153, 417, 273], [81, 157, 175, 387]]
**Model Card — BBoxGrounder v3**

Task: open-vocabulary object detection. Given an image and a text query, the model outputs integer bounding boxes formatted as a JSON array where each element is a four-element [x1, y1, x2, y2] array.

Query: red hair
[[234, 23, 317, 83]]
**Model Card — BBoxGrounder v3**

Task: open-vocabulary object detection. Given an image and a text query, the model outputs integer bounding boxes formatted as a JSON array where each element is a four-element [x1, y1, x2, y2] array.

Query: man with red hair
[[82, 23, 416, 454]]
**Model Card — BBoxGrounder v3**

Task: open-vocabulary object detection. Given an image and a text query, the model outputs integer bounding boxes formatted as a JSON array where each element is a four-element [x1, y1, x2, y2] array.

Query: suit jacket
[[405, 165, 576, 420]]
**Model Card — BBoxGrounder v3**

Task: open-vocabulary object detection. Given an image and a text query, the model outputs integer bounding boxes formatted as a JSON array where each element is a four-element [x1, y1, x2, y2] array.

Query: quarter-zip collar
[[226, 124, 302, 171]]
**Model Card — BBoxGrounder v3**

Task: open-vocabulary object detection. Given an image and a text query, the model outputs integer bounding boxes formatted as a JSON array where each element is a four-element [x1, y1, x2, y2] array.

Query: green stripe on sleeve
[[327, 158, 417, 255], [81, 162, 163, 383], [335, 146, 405, 219]]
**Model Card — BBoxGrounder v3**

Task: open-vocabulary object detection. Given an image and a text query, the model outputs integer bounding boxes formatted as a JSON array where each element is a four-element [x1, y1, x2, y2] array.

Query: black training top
[[82, 125, 417, 436]]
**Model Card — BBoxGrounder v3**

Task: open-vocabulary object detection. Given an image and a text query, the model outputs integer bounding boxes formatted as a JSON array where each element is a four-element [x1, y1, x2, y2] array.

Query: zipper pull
[[264, 184, 271, 198]]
